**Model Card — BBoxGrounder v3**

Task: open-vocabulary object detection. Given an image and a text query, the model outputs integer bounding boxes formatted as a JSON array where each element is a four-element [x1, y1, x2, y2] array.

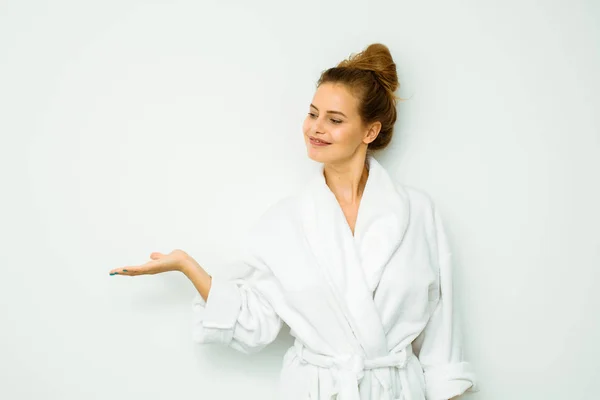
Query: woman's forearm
[[180, 256, 212, 302]]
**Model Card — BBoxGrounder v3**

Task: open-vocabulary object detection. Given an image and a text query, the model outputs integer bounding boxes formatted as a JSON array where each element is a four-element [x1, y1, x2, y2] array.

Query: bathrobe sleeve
[[412, 205, 478, 400], [191, 233, 283, 355]]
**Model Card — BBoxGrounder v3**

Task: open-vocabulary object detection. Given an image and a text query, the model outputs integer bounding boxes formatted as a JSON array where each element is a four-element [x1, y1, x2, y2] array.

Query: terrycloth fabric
[[192, 154, 478, 399]]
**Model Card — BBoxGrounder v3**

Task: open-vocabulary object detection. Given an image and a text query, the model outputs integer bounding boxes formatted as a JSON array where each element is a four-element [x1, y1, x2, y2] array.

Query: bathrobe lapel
[[300, 154, 410, 359]]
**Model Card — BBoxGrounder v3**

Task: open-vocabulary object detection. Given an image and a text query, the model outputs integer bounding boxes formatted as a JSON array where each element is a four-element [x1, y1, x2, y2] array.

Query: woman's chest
[[263, 227, 438, 306], [339, 202, 360, 236]]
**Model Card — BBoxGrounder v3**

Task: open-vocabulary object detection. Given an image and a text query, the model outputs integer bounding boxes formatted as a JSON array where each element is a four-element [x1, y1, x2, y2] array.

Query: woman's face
[[303, 82, 379, 164]]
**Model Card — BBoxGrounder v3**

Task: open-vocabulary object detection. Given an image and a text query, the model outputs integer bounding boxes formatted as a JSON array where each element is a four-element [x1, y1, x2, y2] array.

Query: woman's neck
[[323, 155, 369, 206]]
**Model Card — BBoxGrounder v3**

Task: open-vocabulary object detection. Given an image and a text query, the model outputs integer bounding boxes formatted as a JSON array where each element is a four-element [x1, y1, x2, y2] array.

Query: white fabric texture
[[192, 154, 478, 399]]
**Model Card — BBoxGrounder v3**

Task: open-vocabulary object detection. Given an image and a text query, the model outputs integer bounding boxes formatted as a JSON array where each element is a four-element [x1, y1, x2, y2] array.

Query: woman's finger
[[109, 253, 179, 276], [109, 265, 148, 276], [109, 258, 163, 276], [109, 267, 135, 276], [150, 252, 165, 260]]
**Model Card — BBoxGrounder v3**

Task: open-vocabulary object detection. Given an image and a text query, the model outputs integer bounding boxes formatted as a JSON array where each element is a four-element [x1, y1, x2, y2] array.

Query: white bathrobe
[[192, 154, 478, 400]]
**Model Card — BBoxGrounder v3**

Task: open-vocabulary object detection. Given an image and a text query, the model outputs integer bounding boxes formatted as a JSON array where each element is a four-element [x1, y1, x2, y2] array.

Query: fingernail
[[122, 269, 128, 272], [110, 272, 117, 275]]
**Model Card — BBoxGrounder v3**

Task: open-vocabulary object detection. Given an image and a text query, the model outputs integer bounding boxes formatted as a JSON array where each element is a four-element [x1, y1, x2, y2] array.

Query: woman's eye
[[307, 113, 341, 124]]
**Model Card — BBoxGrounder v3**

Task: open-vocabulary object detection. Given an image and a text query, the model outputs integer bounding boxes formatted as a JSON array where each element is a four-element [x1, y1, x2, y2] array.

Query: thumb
[[150, 252, 166, 260]]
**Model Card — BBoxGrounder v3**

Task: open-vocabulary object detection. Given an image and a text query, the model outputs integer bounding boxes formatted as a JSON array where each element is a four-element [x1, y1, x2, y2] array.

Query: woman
[[109, 43, 478, 400]]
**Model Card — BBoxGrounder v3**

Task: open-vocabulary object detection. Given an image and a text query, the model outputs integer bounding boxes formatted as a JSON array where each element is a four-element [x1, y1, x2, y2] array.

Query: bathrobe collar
[[301, 153, 410, 358]]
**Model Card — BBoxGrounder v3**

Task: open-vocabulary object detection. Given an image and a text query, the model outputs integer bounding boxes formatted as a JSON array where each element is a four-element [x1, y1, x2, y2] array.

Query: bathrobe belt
[[293, 340, 424, 400]]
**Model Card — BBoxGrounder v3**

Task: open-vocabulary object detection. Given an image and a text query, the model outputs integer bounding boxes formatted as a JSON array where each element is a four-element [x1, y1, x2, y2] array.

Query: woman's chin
[[306, 148, 327, 163]]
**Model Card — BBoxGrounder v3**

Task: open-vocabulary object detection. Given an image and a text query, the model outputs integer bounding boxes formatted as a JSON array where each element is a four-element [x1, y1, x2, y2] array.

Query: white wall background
[[1, 0, 598, 399]]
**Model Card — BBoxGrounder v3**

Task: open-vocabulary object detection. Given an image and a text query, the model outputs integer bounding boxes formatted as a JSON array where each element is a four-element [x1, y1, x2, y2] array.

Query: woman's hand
[[109, 249, 190, 276]]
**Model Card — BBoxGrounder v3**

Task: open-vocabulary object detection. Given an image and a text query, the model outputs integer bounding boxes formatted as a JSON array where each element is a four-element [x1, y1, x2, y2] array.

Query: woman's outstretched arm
[[109, 249, 283, 354], [180, 255, 212, 302]]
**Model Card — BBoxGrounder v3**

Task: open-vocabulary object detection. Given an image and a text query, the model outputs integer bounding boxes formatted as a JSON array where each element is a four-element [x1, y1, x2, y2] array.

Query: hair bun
[[337, 43, 399, 98]]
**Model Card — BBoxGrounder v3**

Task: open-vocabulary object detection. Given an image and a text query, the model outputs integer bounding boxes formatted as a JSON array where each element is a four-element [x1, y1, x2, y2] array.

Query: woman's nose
[[312, 116, 325, 134]]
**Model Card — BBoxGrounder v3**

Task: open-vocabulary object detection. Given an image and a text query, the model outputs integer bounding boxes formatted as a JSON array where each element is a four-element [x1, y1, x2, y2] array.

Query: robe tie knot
[[336, 353, 366, 382], [292, 340, 423, 400]]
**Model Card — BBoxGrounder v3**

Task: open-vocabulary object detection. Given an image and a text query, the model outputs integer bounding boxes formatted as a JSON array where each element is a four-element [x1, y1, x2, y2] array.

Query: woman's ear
[[363, 121, 382, 144]]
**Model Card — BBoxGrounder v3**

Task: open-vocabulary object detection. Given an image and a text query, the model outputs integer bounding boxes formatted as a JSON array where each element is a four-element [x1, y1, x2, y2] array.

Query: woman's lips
[[309, 136, 332, 146]]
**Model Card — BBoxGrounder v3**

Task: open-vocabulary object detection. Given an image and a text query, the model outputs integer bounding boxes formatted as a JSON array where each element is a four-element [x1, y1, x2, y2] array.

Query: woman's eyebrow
[[310, 104, 347, 118]]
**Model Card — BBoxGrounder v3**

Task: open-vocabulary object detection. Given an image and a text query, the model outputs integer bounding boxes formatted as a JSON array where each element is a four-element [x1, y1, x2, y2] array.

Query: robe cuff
[[192, 277, 242, 345], [423, 361, 479, 400]]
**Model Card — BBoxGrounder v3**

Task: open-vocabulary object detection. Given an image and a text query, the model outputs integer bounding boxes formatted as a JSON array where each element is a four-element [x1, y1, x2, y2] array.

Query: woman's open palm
[[109, 250, 189, 276]]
